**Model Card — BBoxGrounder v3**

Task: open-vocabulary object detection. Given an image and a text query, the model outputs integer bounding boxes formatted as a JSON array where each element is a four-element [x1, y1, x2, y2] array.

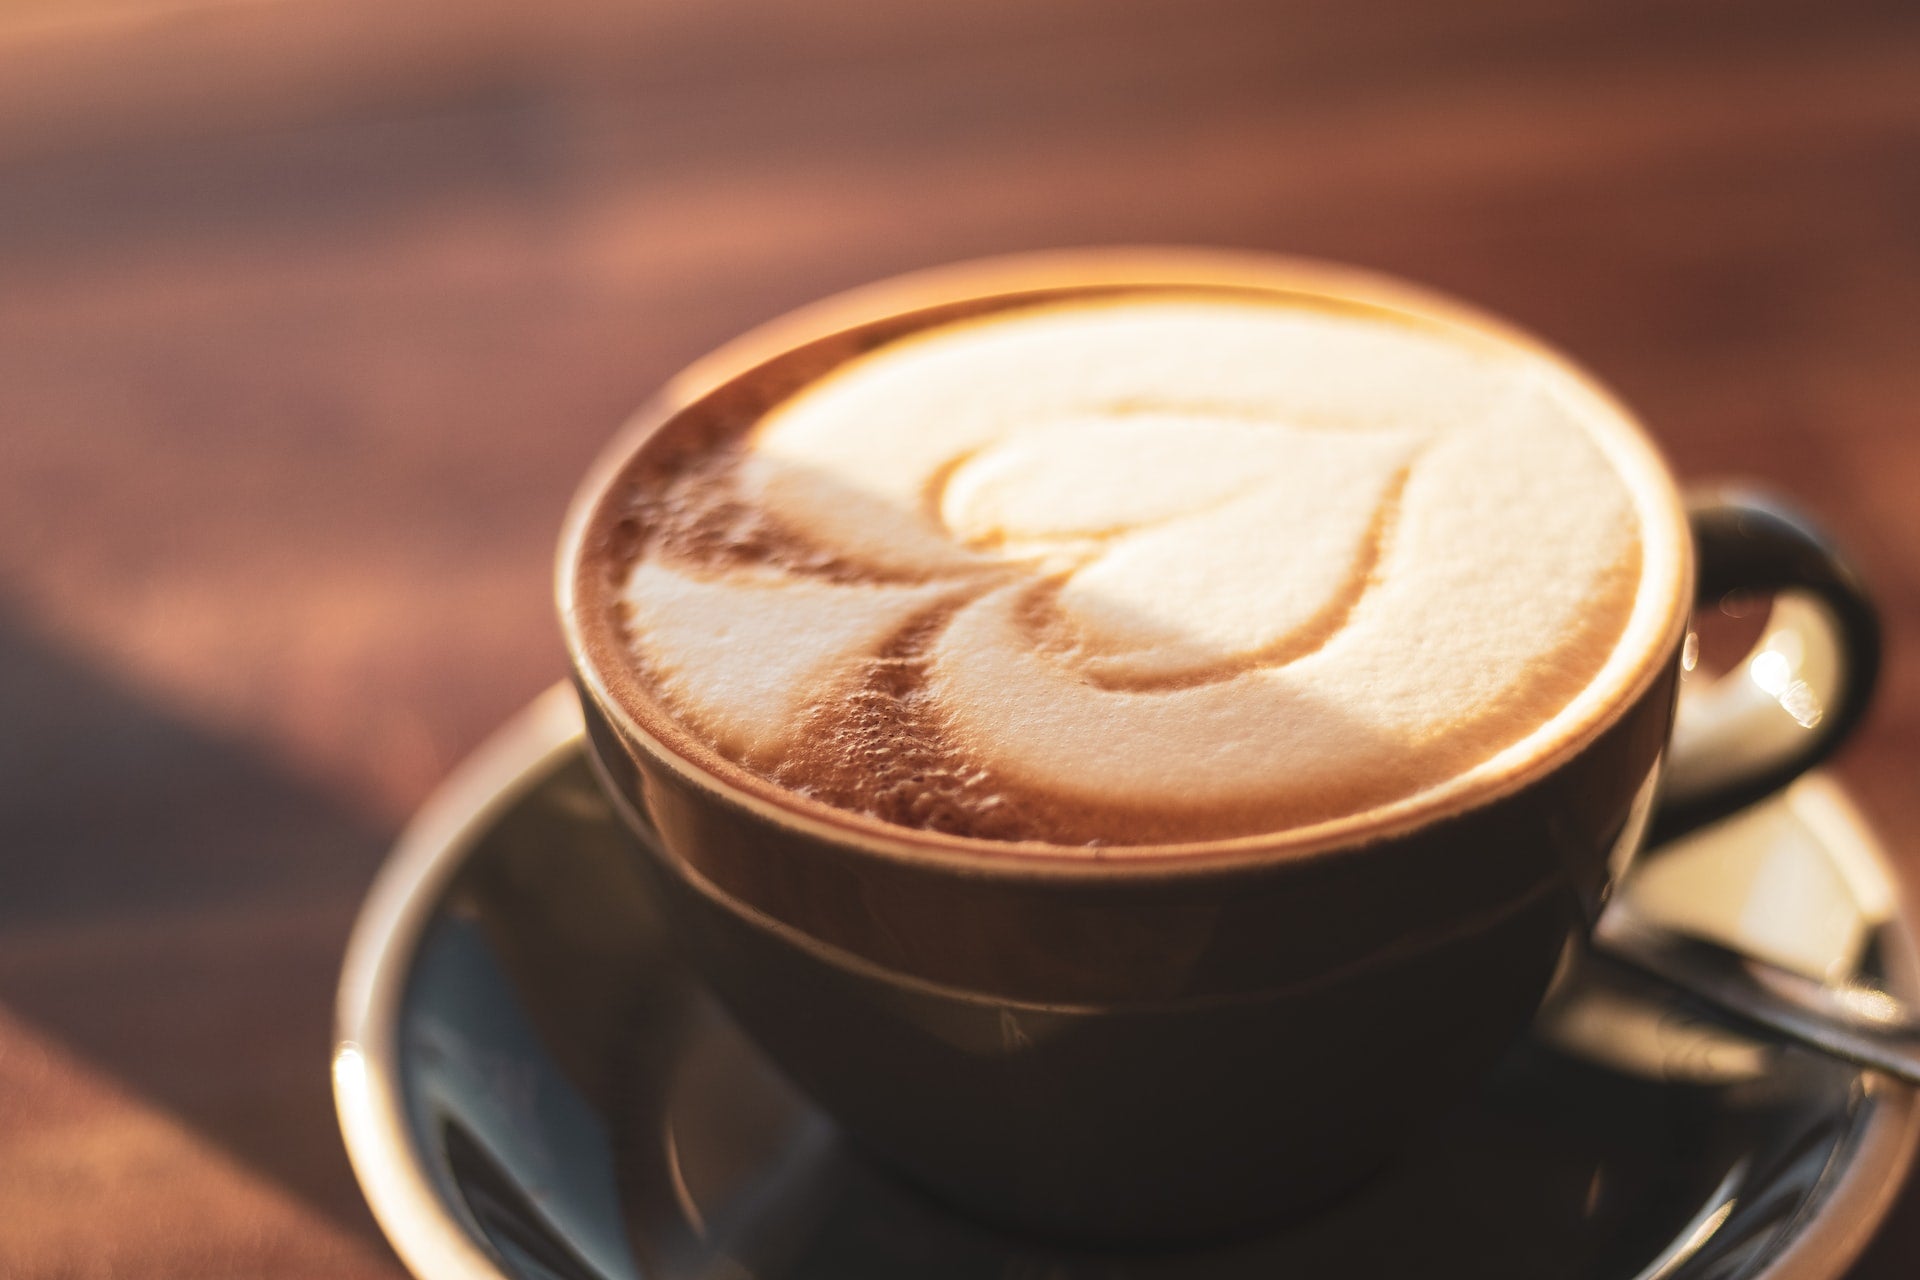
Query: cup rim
[[556, 247, 1696, 880]]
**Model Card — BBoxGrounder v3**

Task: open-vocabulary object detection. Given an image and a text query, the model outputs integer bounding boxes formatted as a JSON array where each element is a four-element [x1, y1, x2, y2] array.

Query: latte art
[[605, 295, 1647, 846]]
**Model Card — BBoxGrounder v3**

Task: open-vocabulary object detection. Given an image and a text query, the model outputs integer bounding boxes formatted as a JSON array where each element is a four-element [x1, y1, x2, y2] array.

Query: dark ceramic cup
[[557, 251, 1880, 1243]]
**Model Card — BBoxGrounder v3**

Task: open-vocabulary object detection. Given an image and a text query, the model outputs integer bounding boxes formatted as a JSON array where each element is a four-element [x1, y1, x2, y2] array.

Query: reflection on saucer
[[1539, 774, 1902, 1085]]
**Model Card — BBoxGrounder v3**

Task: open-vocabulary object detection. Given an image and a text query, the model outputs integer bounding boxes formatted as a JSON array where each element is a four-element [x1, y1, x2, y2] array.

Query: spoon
[[1592, 903, 1920, 1085]]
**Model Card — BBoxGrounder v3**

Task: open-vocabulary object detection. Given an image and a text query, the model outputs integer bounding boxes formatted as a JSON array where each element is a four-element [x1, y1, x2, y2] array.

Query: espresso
[[585, 289, 1660, 847]]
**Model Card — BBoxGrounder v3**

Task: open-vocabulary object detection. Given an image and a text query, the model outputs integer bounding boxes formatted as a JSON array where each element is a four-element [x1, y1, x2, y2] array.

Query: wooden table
[[2, 1, 1917, 1274]]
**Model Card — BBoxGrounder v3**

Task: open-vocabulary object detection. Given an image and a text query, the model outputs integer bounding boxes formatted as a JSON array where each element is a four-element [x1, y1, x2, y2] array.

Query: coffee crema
[[587, 290, 1660, 847]]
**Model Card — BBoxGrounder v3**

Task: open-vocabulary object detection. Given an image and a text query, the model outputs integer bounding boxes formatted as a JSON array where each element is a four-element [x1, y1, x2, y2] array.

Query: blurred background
[[1, 1, 1917, 1275]]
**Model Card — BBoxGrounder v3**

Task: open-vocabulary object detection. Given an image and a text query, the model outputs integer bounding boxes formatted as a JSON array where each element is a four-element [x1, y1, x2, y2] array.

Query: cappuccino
[[583, 288, 1668, 847]]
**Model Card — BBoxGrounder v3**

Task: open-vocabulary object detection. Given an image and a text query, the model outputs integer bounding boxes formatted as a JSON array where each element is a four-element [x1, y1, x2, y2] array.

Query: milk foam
[[614, 296, 1644, 845]]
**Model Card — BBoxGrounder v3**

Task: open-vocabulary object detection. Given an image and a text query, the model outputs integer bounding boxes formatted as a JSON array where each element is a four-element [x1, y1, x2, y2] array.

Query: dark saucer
[[335, 685, 1918, 1280]]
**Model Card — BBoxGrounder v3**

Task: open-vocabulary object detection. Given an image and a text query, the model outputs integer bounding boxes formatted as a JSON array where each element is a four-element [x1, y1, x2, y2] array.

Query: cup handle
[[1650, 488, 1882, 846]]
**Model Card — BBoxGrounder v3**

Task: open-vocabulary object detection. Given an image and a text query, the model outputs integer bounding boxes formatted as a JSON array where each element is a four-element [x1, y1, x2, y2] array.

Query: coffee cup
[[556, 250, 1879, 1242]]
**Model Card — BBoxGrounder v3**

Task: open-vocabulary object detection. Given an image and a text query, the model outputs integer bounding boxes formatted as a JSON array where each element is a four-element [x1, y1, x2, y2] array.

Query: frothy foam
[[602, 294, 1647, 846]]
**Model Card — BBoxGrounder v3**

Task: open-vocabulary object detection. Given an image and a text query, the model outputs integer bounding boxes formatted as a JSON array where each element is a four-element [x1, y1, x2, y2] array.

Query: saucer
[[335, 684, 1919, 1280]]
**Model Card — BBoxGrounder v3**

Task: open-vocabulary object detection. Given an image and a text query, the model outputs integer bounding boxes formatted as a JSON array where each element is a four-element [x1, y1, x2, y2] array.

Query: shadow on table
[[0, 605, 399, 1253]]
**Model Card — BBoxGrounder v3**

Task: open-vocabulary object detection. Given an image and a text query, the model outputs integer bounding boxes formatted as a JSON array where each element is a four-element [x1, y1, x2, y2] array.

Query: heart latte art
[[600, 295, 1648, 846]]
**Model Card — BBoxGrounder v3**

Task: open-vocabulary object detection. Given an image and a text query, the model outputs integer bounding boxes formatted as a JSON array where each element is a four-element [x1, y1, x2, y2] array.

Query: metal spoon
[[1593, 903, 1920, 1084]]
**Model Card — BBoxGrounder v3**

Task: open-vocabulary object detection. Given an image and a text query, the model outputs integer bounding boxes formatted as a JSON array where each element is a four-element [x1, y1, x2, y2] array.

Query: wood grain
[[2, 1, 1918, 1274]]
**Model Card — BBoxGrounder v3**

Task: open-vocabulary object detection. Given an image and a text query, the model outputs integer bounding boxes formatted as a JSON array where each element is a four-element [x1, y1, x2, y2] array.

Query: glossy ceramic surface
[[336, 685, 1919, 1280], [553, 253, 1882, 1237]]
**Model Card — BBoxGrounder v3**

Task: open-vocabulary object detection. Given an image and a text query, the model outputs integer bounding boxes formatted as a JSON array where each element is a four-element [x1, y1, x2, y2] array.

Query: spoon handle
[[1591, 906, 1920, 1086]]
